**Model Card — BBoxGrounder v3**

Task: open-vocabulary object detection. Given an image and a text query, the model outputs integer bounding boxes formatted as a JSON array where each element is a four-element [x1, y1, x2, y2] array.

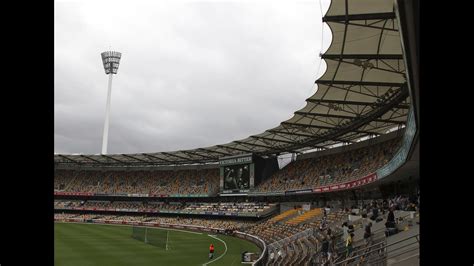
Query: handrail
[[338, 233, 419, 265], [334, 233, 419, 265], [369, 245, 419, 265], [333, 236, 385, 264], [349, 229, 385, 248]]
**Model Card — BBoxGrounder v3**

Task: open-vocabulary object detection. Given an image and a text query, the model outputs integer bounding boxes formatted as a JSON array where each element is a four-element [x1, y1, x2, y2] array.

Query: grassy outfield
[[55, 222, 261, 266]]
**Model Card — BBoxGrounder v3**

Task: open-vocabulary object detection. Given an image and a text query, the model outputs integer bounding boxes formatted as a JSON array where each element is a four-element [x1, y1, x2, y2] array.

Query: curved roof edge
[[55, 0, 409, 167]]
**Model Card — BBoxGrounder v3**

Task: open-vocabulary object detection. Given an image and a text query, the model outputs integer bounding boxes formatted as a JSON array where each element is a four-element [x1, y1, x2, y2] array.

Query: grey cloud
[[55, 0, 332, 154]]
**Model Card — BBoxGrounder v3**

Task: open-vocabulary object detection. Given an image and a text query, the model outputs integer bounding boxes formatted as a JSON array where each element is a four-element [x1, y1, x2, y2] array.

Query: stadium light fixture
[[100, 51, 122, 154]]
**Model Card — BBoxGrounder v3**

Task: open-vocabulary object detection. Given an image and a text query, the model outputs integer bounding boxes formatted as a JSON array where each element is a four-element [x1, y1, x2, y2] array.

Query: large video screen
[[223, 164, 250, 190]]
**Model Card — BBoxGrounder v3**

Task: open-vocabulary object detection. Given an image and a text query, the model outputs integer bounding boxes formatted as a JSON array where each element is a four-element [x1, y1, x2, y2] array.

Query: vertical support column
[[100, 50, 121, 154], [101, 73, 113, 154]]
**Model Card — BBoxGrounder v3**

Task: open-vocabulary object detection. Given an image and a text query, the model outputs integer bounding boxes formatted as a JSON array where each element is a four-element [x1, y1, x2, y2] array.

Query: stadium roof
[[55, 0, 410, 167]]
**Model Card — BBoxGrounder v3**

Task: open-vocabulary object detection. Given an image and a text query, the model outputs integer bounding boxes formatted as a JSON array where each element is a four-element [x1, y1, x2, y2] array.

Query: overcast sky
[[54, 0, 332, 155]]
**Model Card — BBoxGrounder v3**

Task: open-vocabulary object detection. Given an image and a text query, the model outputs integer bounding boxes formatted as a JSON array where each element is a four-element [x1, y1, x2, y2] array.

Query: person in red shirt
[[209, 243, 214, 259]]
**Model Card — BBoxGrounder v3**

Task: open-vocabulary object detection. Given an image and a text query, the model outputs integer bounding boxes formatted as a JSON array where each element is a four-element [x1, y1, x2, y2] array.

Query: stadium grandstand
[[55, 0, 419, 265]]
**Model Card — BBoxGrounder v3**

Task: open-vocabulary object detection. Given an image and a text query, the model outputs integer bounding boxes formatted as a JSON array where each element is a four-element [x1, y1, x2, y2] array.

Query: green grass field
[[54, 222, 261, 266]]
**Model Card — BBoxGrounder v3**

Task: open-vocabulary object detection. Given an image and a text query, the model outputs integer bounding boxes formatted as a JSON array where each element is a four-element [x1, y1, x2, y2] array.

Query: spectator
[[364, 222, 372, 246], [346, 233, 354, 258], [342, 222, 349, 242], [371, 204, 379, 221], [386, 208, 395, 228], [406, 202, 417, 212], [321, 236, 330, 265]]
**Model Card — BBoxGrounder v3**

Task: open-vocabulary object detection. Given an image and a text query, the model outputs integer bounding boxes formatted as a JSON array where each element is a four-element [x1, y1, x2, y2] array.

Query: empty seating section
[[54, 213, 255, 230], [55, 137, 402, 196], [255, 137, 401, 193], [307, 209, 347, 229], [54, 200, 275, 216], [270, 208, 301, 222], [260, 208, 348, 265], [54, 200, 83, 208], [54, 138, 401, 195], [245, 220, 302, 244], [54, 169, 219, 196], [183, 202, 276, 215], [285, 208, 322, 225]]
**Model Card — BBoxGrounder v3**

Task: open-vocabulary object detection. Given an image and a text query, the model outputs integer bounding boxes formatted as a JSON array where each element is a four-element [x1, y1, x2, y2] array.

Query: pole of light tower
[[100, 51, 121, 154]]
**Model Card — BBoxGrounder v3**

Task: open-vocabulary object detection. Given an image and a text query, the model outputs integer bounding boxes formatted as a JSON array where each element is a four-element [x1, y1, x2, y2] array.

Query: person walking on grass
[[209, 243, 214, 260]]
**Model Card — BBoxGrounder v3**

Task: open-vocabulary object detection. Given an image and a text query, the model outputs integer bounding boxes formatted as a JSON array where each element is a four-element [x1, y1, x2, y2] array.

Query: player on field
[[209, 243, 214, 259]]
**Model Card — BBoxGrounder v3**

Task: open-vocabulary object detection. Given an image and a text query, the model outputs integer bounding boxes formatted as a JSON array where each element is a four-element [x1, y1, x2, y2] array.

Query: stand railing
[[334, 233, 419, 265]]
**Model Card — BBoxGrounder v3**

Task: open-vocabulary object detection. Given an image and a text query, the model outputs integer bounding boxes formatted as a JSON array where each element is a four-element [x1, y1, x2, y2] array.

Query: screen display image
[[223, 164, 250, 190]]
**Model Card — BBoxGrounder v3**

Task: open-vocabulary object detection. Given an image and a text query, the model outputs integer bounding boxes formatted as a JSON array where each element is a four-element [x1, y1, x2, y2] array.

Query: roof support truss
[[323, 12, 396, 22], [324, 12, 398, 32], [161, 152, 193, 162], [306, 98, 409, 109], [316, 80, 404, 87], [216, 144, 253, 154], [250, 135, 299, 145], [80, 155, 103, 164], [101, 154, 128, 164], [142, 153, 173, 164], [268, 129, 314, 138], [294, 111, 405, 124], [322, 54, 403, 60], [233, 140, 299, 154], [58, 154, 81, 164], [197, 148, 232, 157], [181, 150, 216, 160], [281, 121, 377, 135], [120, 154, 149, 163]]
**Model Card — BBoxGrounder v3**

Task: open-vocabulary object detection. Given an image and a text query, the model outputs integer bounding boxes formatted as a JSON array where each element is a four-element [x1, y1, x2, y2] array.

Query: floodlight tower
[[100, 51, 122, 154]]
